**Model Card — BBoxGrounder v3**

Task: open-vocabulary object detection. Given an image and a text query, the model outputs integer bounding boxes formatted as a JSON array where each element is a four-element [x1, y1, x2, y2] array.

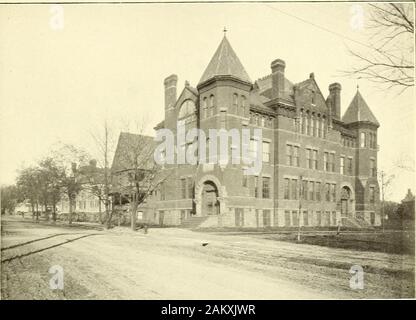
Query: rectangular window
[[284, 178, 290, 199], [340, 157, 345, 175], [313, 150, 318, 169], [302, 180, 308, 200], [306, 116, 310, 135], [291, 179, 298, 200], [293, 146, 299, 167], [369, 186, 375, 203], [316, 211, 321, 226], [187, 177, 193, 199], [263, 177, 270, 199], [273, 210, 279, 226], [326, 211, 331, 226], [332, 211, 337, 226], [263, 210, 271, 227], [370, 159, 376, 177], [331, 184, 336, 202], [262, 141, 270, 163], [285, 210, 291, 226], [160, 182, 165, 201], [235, 208, 244, 227], [306, 148, 312, 169], [286, 144, 292, 166], [324, 152, 329, 171], [292, 211, 299, 226], [254, 176, 259, 198], [348, 158, 353, 175], [250, 139, 259, 160], [316, 182, 321, 201], [242, 170, 248, 187], [325, 183, 330, 201], [303, 210, 309, 226], [329, 153, 335, 172], [180, 178, 186, 199], [302, 114, 306, 134], [309, 181, 314, 200]]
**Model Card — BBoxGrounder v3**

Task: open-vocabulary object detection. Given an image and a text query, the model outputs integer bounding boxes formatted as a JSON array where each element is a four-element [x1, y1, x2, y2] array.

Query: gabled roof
[[199, 36, 252, 85], [112, 132, 156, 173], [254, 74, 294, 103], [403, 189, 415, 203], [342, 90, 379, 126]]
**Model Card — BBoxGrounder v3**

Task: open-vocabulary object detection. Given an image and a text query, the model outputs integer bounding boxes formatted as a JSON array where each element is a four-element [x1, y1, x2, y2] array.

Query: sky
[[0, 2, 414, 201]]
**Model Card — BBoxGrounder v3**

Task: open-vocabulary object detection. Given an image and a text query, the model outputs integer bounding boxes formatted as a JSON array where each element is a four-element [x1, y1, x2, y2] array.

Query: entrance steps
[[181, 216, 219, 229], [342, 216, 374, 229]]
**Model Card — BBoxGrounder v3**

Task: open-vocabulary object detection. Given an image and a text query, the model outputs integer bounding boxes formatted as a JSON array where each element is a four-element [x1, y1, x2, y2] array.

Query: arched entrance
[[341, 186, 352, 217], [201, 181, 220, 216]]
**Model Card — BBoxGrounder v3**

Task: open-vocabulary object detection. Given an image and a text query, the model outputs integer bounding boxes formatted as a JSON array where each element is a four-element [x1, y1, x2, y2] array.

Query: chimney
[[271, 59, 286, 100], [164, 74, 178, 110], [329, 83, 341, 119]]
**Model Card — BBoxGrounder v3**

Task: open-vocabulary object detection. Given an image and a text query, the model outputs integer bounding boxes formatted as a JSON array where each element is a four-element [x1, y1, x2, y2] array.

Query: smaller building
[[396, 189, 415, 230], [58, 160, 105, 222]]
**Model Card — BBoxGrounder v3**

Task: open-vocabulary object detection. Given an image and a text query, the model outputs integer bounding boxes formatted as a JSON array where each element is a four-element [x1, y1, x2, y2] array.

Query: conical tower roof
[[342, 90, 379, 126], [199, 36, 251, 85]]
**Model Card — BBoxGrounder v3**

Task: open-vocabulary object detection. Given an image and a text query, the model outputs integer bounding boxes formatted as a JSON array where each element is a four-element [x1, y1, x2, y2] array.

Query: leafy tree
[[0, 185, 20, 215]]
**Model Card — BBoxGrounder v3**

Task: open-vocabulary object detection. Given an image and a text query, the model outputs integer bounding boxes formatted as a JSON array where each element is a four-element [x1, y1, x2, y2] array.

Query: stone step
[[181, 216, 210, 228]]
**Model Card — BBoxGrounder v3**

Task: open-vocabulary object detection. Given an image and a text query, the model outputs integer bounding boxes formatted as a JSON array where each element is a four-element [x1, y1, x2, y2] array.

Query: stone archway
[[340, 184, 355, 218], [194, 175, 225, 216], [201, 181, 219, 216]]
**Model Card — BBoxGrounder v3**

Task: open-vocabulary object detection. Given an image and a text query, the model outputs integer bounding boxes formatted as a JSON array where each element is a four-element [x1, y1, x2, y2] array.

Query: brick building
[[117, 35, 381, 228]]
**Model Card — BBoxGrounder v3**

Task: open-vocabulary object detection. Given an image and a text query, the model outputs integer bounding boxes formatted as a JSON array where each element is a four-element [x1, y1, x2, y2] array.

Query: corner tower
[[343, 89, 380, 224], [197, 35, 252, 130]]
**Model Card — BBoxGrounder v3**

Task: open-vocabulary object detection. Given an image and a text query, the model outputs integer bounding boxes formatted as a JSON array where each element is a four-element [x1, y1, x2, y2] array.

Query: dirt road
[[1, 216, 414, 299]]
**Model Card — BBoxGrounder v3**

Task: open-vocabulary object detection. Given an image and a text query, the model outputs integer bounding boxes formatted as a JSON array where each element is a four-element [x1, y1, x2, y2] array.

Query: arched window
[[310, 114, 315, 136], [303, 112, 307, 134], [306, 111, 311, 135], [233, 93, 238, 113], [317, 115, 322, 137], [178, 99, 196, 119], [209, 95, 215, 117], [202, 97, 208, 119], [360, 132, 366, 148], [322, 116, 326, 138], [240, 95, 246, 116]]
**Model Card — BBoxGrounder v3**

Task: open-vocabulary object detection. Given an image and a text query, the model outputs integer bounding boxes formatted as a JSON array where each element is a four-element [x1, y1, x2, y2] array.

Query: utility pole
[[380, 171, 385, 233], [298, 175, 303, 242]]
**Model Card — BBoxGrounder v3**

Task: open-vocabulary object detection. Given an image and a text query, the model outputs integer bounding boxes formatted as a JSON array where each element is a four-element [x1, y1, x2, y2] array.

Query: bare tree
[[88, 120, 115, 229], [112, 123, 169, 231], [345, 3, 414, 93], [378, 170, 395, 232]]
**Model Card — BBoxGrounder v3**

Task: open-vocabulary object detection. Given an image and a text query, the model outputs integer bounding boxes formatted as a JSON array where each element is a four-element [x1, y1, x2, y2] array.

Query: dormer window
[[178, 99, 196, 121]]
